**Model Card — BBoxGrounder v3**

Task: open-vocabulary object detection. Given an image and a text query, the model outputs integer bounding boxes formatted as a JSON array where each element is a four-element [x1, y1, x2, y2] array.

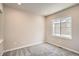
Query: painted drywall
[[0, 4, 4, 39], [0, 13, 4, 40], [0, 13, 4, 55], [3, 6, 45, 51], [45, 4, 79, 53]]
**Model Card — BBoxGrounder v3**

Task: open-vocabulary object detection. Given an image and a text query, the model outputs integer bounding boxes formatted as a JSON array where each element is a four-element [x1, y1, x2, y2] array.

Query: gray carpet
[[3, 43, 79, 56]]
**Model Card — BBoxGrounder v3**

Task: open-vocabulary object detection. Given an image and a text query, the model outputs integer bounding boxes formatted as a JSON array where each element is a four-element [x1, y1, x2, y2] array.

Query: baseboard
[[46, 41, 79, 54], [4, 41, 43, 53]]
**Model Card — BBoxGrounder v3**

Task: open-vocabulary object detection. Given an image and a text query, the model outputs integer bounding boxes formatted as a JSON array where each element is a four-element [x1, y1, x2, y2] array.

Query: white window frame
[[52, 16, 72, 39]]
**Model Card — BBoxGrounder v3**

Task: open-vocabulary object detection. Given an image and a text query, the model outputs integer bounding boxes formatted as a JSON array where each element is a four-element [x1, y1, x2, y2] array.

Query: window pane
[[55, 23, 60, 34], [60, 17, 72, 38], [53, 19, 60, 36], [61, 28, 71, 35]]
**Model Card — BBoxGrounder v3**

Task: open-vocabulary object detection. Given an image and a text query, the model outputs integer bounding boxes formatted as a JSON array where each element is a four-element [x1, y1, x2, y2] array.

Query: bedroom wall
[[3, 6, 45, 51], [45, 4, 79, 53], [0, 14, 4, 39]]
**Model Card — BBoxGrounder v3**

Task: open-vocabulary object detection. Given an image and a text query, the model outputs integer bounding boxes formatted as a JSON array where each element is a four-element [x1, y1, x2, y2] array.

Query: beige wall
[[0, 13, 4, 39], [0, 4, 4, 39], [4, 6, 45, 51], [45, 5, 79, 53]]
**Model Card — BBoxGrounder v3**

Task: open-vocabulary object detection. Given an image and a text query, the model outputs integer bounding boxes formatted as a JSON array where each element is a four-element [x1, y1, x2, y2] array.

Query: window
[[53, 19, 60, 36], [52, 17, 72, 39]]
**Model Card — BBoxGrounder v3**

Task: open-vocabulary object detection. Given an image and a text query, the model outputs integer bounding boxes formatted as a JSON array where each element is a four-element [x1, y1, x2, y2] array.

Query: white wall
[[4, 6, 45, 51], [45, 5, 79, 53]]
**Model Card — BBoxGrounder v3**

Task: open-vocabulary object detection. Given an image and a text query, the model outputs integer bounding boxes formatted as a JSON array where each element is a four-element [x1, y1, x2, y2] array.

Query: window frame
[[52, 16, 72, 39]]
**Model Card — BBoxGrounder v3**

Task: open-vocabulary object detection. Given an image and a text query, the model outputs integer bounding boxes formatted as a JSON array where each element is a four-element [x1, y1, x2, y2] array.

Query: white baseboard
[[46, 41, 79, 54], [4, 41, 43, 53]]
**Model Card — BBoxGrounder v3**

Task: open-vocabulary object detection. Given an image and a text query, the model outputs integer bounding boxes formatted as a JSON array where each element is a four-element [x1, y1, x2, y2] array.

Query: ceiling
[[4, 3, 76, 16]]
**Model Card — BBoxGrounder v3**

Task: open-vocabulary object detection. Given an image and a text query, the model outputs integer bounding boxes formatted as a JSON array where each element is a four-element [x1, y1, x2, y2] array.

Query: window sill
[[53, 34, 72, 40]]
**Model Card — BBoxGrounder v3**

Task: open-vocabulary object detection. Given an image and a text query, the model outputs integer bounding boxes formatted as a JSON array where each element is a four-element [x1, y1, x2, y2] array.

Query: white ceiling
[[4, 3, 76, 16]]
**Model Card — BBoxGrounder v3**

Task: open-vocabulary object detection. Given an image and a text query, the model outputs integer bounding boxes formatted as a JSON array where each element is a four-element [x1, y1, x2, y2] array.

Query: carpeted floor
[[3, 43, 79, 56]]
